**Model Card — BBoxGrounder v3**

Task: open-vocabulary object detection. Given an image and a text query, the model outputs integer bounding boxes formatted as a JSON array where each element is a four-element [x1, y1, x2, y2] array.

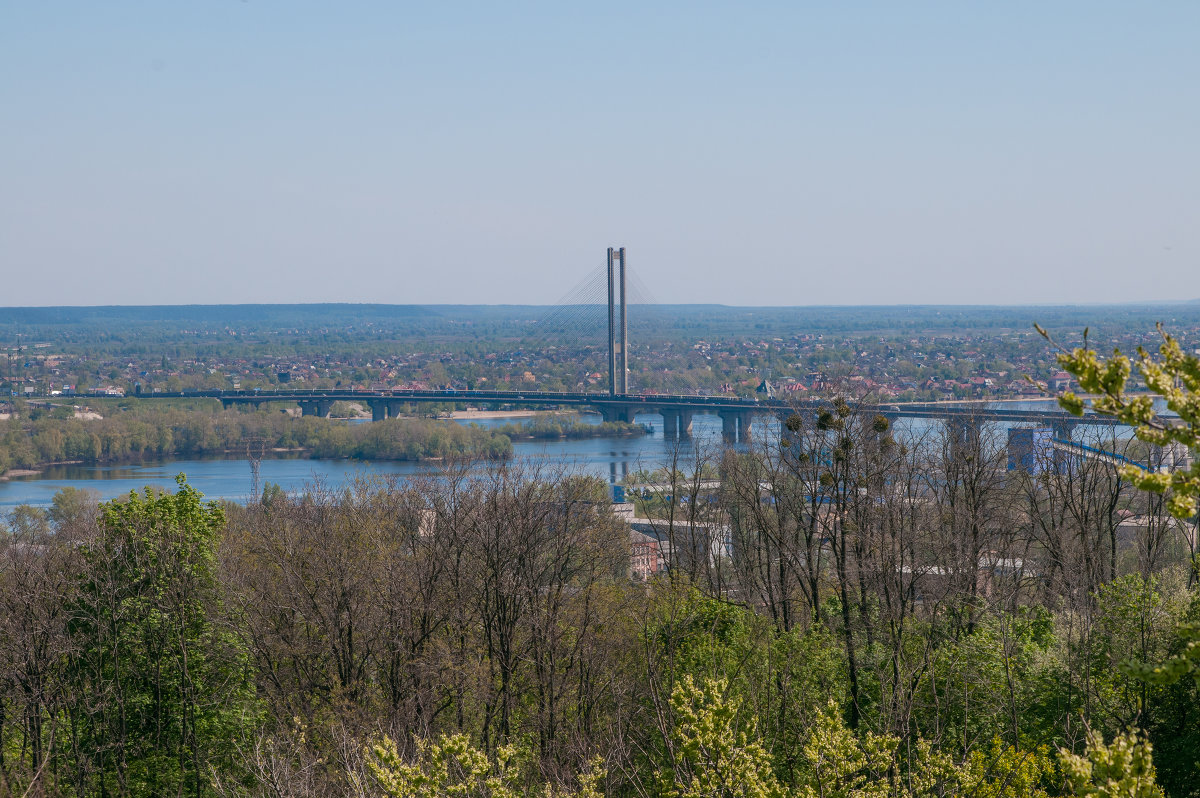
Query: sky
[[2, 2, 1198, 307]]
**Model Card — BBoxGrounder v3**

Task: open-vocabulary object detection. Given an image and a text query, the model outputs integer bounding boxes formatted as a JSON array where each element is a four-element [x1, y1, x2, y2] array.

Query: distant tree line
[[0, 406, 513, 473], [492, 415, 647, 440]]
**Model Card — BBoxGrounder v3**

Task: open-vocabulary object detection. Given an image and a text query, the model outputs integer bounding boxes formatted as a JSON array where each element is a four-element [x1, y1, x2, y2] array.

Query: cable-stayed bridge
[[128, 246, 1137, 445]]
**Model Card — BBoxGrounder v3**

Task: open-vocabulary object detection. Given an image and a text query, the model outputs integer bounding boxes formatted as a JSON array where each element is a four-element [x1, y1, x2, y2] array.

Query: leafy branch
[[1033, 322, 1200, 519]]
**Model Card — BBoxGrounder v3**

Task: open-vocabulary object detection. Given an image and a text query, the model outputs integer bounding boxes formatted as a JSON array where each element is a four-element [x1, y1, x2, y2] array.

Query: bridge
[[130, 387, 1126, 445], [125, 246, 1133, 444], [136, 386, 793, 441]]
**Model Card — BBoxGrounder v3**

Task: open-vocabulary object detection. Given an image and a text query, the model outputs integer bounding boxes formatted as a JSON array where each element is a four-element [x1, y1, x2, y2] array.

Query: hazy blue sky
[[3, 2, 1197, 306]]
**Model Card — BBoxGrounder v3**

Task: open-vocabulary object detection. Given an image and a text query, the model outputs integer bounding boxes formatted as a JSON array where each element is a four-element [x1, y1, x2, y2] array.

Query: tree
[[1060, 729, 1164, 798], [67, 475, 257, 797], [0, 505, 81, 795], [1038, 323, 1200, 527], [48, 485, 99, 531], [361, 733, 605, 798], [1039, 324, 1200, 662], [659, 675, 785, 798]]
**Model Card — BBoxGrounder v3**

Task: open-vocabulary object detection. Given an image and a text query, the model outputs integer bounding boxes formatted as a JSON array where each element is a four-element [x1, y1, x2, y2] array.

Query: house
[[631, 531, 664, 580]]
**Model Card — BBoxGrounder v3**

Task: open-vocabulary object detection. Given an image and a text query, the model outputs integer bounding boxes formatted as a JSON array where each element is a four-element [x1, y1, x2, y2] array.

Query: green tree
[[67, 475, 257, 797], [1060, 730, 1164, 798], [361, 733, 605, 798], [1039, 322, 1199, 794], [659, 675, 785, 798], [1037, 323, 1200, 524], [48, 485, 99, 531]]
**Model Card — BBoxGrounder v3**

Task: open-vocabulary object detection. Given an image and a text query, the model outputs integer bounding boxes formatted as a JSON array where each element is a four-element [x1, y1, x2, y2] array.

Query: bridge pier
[[1051, 420, 1074, 441], [298, 400, 333, 418], [661, 409, 681, 438], [599, 406, 630, 424], [946, 417, 981, 459], [370, 400, 387, 422], [386, 400, 407, 419], [721, 411, 739, 443]]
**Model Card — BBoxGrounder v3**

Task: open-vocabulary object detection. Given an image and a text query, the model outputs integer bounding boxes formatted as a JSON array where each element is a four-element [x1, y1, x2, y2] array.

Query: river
[[0, 400, 1131, 509], [0, 413, 737, 508]]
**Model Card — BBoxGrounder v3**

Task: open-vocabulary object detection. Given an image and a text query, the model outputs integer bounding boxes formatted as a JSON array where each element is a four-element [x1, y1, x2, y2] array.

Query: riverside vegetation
[[1, 433, 1197, 794], [2, 331, 1200, 796], [0, 404, 647, 476]]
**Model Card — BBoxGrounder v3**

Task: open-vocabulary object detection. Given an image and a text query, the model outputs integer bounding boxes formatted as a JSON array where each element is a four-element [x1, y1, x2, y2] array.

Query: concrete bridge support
[[721, 411, 739, 443], [298, 400, 334, 418], [946, 418, 985, 462], [1051, 420, 1075, 442], [386, 400, 407, 419], [680, 411, 693, 437], [599, 406, 631, 424], [661, 409, 681, 438], [370, 400, 388, 422], [1159, 442, 1193, 472]]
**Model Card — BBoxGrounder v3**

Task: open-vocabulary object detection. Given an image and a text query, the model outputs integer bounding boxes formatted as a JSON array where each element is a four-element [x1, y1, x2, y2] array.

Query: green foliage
[[1105, 575, 1186, 657], [0, 405, 513, 472], [48, 485, 98, 528], [656, 679, 1059, 798], [1060, 730, 1164, 798], [67, 475, 258, 796], [958, 740, 1056, 798], [795, 701, 905, 798], [1037, 323, 1200, 520], [793, 704, 1058, 798], [652, 588, 758, 681], [492, 415, 648, 441], [660, 676, 786, 798], [1124, 620, 1200, 689], [258, 479, 285, 509], [362, 733, 605, 798]]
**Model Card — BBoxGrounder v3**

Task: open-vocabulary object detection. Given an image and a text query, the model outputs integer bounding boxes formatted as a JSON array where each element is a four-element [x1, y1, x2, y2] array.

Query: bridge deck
[[118, 388, 1127, 427]]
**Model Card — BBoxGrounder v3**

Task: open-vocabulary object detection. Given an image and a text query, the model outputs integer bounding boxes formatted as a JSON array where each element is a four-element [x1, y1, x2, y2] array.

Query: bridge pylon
[[607, 247, 628, 396]]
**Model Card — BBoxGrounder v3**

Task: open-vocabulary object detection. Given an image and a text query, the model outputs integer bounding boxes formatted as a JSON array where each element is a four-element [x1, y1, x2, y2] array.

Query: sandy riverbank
[[1, 469, 43, 481]]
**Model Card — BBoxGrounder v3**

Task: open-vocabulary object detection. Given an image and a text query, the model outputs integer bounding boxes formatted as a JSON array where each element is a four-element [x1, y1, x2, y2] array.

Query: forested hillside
[[2, 402, 1197, 796]]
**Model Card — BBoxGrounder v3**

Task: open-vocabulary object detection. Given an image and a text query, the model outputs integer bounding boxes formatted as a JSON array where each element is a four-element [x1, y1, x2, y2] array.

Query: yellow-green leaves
[[362, 733, 605, 798], [663, 676, 786, 798], [1059, 730, 1164, 798], [1037, 324, 1200, 521], [796, 701, 897, 798], [958, 740, 1055, 798], [1060, 391, 1086, 417]]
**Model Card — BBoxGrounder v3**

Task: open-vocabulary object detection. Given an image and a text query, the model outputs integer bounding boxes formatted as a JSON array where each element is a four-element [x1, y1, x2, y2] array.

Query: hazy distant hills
[[2, 303, 1200, 342], [0, 304, 438, 326]]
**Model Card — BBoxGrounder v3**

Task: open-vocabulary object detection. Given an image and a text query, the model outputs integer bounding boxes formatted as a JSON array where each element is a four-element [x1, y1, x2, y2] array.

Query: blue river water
[[0, 400, 1127, 508], [0, 413, 733, 508]]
